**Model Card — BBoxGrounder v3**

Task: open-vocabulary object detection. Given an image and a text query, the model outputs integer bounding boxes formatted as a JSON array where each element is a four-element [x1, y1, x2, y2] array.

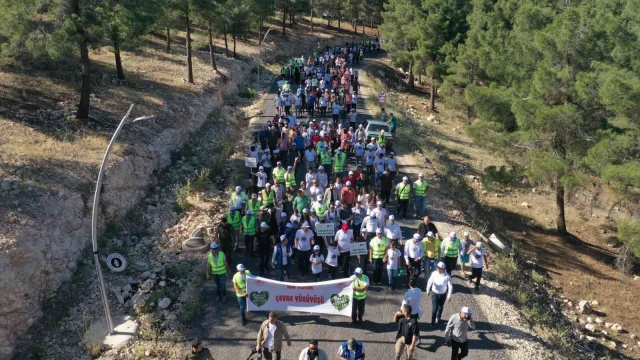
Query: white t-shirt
[[365, 150, 375, 166], [401, 288, 423, 317], [326, 247, 340, 267], [256, 172, 268, 188], [354, 143, 364, 157], [386, 248, 401, 270], [374, 158, 386, 173], [310, 254, 325, 274], [470, 247, 487, 268], [295, 229, 314, 251], [267, 323, 277, 350], [385, 158, 397, 171], [335, 229, 353, 252]]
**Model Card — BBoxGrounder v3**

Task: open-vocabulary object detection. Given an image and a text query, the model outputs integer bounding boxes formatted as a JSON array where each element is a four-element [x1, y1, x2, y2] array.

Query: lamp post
[[257, 27, 274, 85], [91, 104, 154, 334]]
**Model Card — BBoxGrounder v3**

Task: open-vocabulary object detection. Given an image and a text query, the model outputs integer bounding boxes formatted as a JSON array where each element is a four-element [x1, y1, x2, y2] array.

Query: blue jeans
[[212, 274, 227, 297], [387, 268, 397, 288], [431, 293, 446, 324], [422, 258, 436, 289], [414, 195, 426, 217], [278, 263, 290, 281], [237, 296, 247, 320]]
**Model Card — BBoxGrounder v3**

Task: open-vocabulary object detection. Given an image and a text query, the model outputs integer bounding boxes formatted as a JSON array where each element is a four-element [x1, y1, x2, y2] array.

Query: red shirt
[[311, 135, 321, 146]]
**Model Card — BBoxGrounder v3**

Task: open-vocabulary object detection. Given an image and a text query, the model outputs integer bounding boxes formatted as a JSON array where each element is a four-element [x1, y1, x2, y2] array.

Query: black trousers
[[339, 251, 351, 278], [469, 267, 483, 286], [381, 190, 391, 204], [397, 199, 409, 218], [372, 258, 384, 284], [407, 258, 422, 283], [451, 339, 469, 360], [262, 348, 281, 360], [431, 293, 447, 324], [352, 297, 365, 321], [297, 249, 311, 275], [444, 256, 458, 276], [257, 249, 270, 275]]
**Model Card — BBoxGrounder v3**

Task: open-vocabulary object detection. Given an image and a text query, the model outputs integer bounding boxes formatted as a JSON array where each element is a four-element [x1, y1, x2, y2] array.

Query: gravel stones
[[157, 298, 171, 310], [578, 300, 592, 315]]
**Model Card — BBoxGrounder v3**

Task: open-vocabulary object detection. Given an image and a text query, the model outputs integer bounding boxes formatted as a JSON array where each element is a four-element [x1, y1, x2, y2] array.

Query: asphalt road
[[190, 53, 510, 360]]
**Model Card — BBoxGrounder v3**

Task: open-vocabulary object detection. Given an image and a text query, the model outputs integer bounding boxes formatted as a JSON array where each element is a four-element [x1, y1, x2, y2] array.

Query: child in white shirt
[[385, 241, 402, 290], [310, 245, 325, 281], [325, 240, 340, 279]]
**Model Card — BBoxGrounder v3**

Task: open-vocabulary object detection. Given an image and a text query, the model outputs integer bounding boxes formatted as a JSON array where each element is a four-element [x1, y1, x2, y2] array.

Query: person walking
[[422, 231, 441, 283], [441, 232, 463, 276], [229, 186, 248, 215], [395, 176, 411, 220], [417, 216, 439, 239], [241, 210, 258, 257], [206, 243, 231, 302], [337, 338, 366, 360], [413, 173, 428, 218], [232, 264, 251, 326], [310, 245, 325, 281], [295, 222, 314, 277], [255, 222, 275, 276], [325, 240, 340, 279], [401, 278, 423, 344], [379, 168, 394, 205], [272, 235, 293, 281], [216, 217, 234, 262], [459, 232, 474, 275], [351, 267, 369, 324], [426, 262, 453, 327], [444, 307, 475, 360], [404, 234, 424, 284], [385, 241, 402, 290], [468, 241, 489, 289], [335, 223, 354, 278], [298, 340, 329, 360], [184, 338, 215, 360], [393, 305, 419, 360], [368, 229, 388, 285], [225, 206, 242, 251], [256, 312, 292, 360]]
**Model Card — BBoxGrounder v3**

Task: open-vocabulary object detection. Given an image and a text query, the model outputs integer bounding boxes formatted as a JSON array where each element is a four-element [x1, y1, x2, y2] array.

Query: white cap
[[476, 241, 483, 249], [302, 208, 309, 213], [354, 267, 363, 275], [210, 242, 219, 249], [236, 186, 242, 191], [462, 307, 472, 316], [260, 222, 270, 228], [335, 200, 341, 206], [403, 176, 409, 181], [247, 210, 253, 215], [419, 173, 424, 177], [389, 215, 395, 220], [376, 228, 383, 234], [259, 166, 264, 170], [318, 165, 325, 170], [277, 161, 282, 164], [450, 231, 456, 238], [413, 233, 421, 240], [381, 130, 385, 133], [288, 166, 293, 170], [266, 182, 271, 187], [280, 235, 287, 241], [281, 212, 287, 218], [237, 264, 246, 271], [317, 195, 323, 201], [313, 245, 320, 251], [346, 181, 352, 186], [390, 152, 395, 155], [349, 171, 354, 175], [437, 262, 446, 269], [464, 231, 470, 237], [302, 222, 310, 228], [337, 148, 343, 152], [377, 201, 383, 205], [273, 150, 280, 154], [426, 231, 434, 237]]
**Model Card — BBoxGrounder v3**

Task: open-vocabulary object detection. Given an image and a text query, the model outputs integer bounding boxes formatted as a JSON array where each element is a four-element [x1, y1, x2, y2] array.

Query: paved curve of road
[[189, 52, 511, 360]]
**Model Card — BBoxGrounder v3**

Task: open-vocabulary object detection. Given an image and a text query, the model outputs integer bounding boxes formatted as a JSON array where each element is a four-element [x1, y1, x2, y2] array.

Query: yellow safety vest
[[444, 238, 460, 258], [273, 167, 286, 183], [242, 215, 256, 235], [333, 153, 345, 172], [316, 141, 328, 153], [371, 237, 387, 259], [208, 252, 227, 275], [261, 189, 275, 206], [314, 202, 328, 217], [229, 192, 248, 208], [414, 180, 428, 196], [320, 151, 332, 165], [233, 270, 251, 297], [398, 183, 411, 200], [422, 237, 441, 259], [227, 211, 241, 229], [353, 275, 369, 300], [247, 199, 262, 212], [285, 172, 296, 187], [377, 135, 386, 146]]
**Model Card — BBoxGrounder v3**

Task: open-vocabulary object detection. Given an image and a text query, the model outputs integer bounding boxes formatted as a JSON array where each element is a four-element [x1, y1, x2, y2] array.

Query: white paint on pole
[[350, 242, 368, 256], [315, 223, 335, 237]]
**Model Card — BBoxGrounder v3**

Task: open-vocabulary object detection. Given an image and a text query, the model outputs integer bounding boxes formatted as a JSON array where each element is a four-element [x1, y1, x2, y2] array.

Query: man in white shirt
[[385, 152, 398, 178], [401, 278, 423, 343], [317, 166, 328, 188], [256, 166, 268, 190], [370, 202, 388, 229], [426, 261, 453, 326], [305, 147, 317, 171], [468, 241, 489, 289], [295, 222, 314, 277], [384, 215, 403, 246], [404, 233, 424, 285]]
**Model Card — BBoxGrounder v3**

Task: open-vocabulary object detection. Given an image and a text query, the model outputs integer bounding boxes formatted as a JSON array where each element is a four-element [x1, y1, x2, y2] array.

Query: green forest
[[381, 0, 640, 254]]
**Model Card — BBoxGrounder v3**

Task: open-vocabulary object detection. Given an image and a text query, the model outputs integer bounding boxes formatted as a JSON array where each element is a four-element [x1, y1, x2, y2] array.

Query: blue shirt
[[294, 136, 305, 150]]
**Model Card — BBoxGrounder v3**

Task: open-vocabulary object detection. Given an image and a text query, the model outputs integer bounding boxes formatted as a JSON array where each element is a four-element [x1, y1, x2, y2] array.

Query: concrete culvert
[[182, 237, 209, 253]]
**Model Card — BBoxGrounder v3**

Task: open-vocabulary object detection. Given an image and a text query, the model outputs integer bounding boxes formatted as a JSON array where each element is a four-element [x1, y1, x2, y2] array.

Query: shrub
[[480, 165, 523, 191], [192, 168, 212, 192], [531, 270, 546, 285], [238, 86, 256, 99], [492, 253, 520, 286], [173, 180, 192, 213]]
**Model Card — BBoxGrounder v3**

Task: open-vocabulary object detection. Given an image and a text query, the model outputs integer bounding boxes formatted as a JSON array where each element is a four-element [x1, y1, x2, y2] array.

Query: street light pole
[[257, 27, 274, 85], [91, 104, 154, 334]]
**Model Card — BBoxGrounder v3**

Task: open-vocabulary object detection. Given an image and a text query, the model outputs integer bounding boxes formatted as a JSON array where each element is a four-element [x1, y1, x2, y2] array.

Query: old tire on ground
[[182, 237, 209, 253]]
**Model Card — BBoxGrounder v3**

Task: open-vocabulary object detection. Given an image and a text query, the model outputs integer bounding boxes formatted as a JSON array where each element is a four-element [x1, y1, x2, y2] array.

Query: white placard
[[350, 242, 368, 256], [244, 157, 257, 168], [315, 223, 335, 237], [246, 276, 353, 317]]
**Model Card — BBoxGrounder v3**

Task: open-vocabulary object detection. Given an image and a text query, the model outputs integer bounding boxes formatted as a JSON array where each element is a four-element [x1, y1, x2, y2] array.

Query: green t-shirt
[[293, 195, 310, 213], [389, 116, 397, 130], [356, 177, 370, 191]]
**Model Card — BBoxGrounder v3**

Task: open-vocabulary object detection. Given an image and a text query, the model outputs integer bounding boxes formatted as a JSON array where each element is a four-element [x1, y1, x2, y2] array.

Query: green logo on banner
[[249, 291, 270, 307], [330, 294, 350, 311]]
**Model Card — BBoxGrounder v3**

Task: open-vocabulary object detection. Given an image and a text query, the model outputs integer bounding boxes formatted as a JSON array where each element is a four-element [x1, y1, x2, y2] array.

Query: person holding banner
[[256, 312, 292, 360], [351, 267, 369, 324], [233, 264, 251, 326]]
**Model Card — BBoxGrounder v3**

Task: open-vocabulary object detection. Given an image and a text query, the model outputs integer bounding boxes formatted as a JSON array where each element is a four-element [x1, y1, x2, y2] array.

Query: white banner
[[246, 276, 353, 317]]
